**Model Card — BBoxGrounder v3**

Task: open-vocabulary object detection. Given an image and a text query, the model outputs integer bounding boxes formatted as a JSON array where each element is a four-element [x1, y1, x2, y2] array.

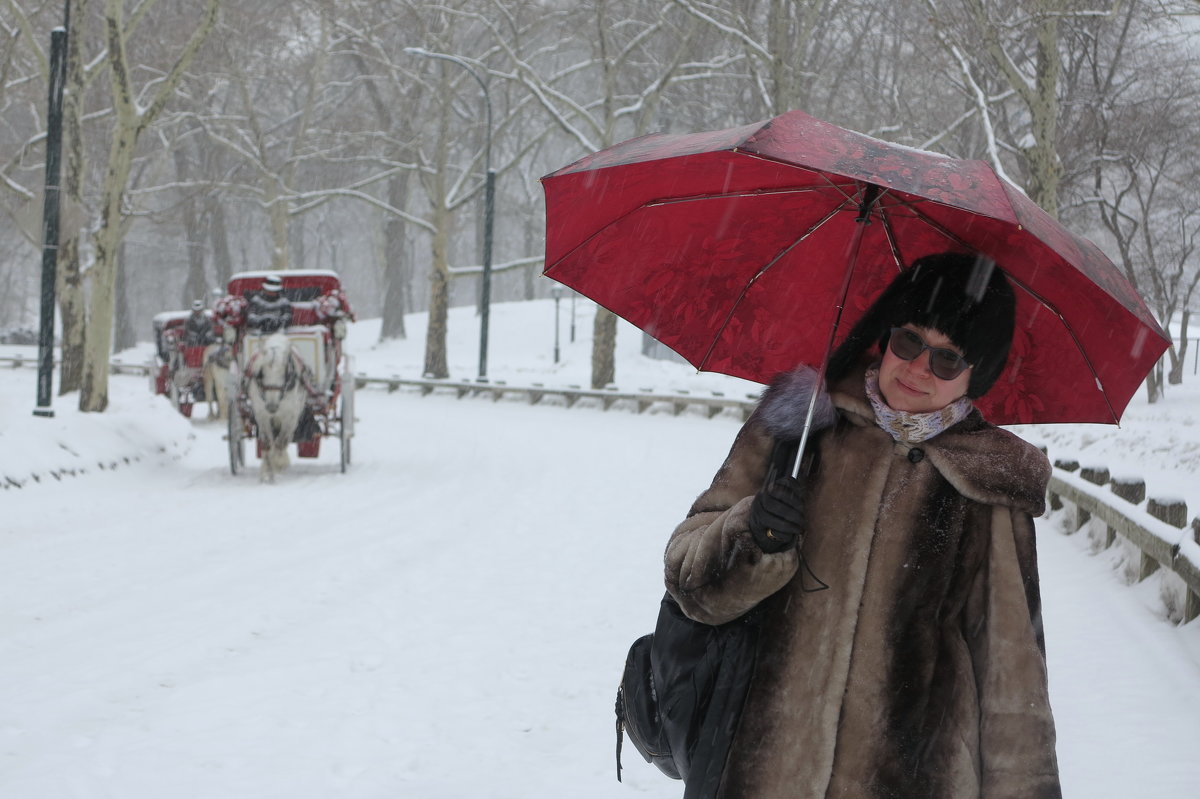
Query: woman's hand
[[748, 477, 806, 553]]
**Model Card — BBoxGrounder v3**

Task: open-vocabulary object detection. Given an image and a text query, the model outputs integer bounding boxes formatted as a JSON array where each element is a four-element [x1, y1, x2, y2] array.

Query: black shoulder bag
[[616, 591, 761, 798], [615, 438, 810, 799]]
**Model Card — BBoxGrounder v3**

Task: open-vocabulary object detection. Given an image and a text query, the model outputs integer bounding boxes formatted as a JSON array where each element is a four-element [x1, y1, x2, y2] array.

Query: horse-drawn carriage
[[150, 309, 221, 418], [216, 270, 356, 479]]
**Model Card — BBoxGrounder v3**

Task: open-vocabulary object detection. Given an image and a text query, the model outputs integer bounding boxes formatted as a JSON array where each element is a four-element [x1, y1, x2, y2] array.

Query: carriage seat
[[290, 301, 320, 326]]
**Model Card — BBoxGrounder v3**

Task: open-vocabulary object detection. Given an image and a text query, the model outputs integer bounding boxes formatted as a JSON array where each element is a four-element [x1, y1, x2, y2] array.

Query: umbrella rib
[[642, 151, 863, 211], [886, 195, 989, 252], [645, 183, 853, 207], [695, 197, 856, 373], [876, 200, 907, 273], [1003, 273, 1121, 425]]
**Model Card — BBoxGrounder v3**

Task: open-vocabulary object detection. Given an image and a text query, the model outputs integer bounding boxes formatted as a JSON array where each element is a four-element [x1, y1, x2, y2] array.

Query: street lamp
[[33, 25, 68, 418], [551, 283, 563, 364], [404, 47, 495, 381]]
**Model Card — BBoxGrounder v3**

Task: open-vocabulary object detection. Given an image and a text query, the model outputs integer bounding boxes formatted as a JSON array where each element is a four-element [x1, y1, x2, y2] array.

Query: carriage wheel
[[338, 394, 352, 474], [227, 401, 245, 475], [338, 356, 354, 474]]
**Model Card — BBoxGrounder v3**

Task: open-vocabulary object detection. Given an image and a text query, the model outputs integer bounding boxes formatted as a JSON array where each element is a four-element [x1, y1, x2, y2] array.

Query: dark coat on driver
[[245, 291, 293, 333]]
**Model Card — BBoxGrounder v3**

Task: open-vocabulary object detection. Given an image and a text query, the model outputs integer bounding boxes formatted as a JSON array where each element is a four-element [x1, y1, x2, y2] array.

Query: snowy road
[[3, 382, 1200, 798]]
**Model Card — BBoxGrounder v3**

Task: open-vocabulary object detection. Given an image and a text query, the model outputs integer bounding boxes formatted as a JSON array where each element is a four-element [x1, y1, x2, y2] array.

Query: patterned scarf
[[863, 365, 974, 444]]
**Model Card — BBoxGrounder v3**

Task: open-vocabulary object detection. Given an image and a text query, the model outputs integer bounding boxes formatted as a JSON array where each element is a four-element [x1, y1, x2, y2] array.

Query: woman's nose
[[907, 350, 934, 375]]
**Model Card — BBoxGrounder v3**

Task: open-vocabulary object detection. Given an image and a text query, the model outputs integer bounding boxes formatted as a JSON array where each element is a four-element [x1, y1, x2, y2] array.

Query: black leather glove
[[748, 476, 806, 553]]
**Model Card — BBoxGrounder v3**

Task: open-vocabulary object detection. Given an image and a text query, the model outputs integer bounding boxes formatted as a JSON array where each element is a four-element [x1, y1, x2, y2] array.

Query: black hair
[[826, 251, 1016, 399]]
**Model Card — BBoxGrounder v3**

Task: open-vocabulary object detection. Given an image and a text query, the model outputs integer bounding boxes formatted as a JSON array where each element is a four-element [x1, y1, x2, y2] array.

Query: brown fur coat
[[665, 366, 1061, 799]]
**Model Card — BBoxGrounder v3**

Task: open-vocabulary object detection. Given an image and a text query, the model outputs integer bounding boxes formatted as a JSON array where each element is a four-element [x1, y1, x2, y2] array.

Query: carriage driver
[[245, 275, 293, 333], [183, 300, 216, 347]]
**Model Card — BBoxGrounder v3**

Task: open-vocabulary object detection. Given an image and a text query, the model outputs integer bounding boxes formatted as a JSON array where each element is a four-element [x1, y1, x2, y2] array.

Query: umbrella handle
[[792, 377, 826, 476]]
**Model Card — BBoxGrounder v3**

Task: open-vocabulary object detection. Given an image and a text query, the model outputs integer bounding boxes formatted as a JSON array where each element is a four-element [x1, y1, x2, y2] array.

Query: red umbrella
[[541, 109, 1169, 426]]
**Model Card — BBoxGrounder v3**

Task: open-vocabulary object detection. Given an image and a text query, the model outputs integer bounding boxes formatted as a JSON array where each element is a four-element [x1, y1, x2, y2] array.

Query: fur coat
[[664, 365, 1061, 799]]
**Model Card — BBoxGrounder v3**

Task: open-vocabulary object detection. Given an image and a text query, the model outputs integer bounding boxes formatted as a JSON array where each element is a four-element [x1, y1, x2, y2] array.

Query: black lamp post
[[405, 47, 494, 381], [33, 25, 68, 418], [552, 284, 563, 364]]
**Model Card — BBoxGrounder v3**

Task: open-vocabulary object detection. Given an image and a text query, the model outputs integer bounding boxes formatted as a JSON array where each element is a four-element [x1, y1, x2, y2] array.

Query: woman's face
[[878, 325, 972, 413]]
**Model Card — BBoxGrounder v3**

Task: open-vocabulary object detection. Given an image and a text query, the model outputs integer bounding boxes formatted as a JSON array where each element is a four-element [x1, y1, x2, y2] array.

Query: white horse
[[202, 343, 234, 420], [245, 334, 309, 483]]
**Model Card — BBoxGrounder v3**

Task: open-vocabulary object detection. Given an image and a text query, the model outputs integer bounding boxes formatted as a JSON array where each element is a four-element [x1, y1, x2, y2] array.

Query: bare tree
[[79, 0, 220, 412], [495, 0, 744, 387], [335, 0, 554, 377]]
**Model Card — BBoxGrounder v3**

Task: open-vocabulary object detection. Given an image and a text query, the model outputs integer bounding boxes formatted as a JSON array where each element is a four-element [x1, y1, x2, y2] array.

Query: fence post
[[1144, 497, 1188, 581], [1108, 476, 1147, 550], [1049, 458, 1078, 512], [1148, 497, 1188, 528], [1076, 465, 1109, 544]]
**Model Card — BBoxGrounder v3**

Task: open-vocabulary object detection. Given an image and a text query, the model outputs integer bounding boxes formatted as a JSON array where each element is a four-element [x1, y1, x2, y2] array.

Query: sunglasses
[[887, 328, 971, 381]]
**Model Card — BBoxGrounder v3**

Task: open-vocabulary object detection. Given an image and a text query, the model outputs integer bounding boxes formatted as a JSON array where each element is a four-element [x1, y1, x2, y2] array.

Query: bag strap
[[615, 688, 625, 781]]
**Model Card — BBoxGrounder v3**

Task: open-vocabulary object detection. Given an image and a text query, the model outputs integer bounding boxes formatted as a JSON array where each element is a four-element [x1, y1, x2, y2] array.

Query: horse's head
[[250, 334, 300, 414]]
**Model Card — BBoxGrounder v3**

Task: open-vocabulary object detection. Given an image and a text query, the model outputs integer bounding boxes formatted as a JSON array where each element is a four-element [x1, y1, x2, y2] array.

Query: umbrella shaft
[[792, 186, 881, 476]]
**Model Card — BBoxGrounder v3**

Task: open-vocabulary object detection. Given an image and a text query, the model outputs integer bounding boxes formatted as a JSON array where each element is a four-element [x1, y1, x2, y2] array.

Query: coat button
[[907, 448, 925, 464]]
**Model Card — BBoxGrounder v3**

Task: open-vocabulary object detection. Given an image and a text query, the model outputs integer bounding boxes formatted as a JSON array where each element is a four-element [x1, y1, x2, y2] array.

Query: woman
[[665, 252, 1061, 798]]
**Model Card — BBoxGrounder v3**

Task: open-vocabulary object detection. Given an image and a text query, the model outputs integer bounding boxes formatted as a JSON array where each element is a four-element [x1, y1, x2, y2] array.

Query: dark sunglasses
[[887, 328, 972, 380]]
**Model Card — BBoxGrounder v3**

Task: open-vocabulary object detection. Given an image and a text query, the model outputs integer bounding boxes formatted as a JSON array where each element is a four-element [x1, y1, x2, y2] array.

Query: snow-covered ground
[[2, 298, 1199, 798]]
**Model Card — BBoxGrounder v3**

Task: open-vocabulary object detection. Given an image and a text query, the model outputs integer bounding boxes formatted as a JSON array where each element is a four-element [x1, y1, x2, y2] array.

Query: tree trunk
[[380, 173, 409, 340], [1145, 360, 1163, 404], [423, 204, 451, 379], [56, 234, 85, 395], [1168, 309, 1189, 385], [1026, 13, 1062, 216], [207, 196, 234, 288], [175, 145, 208, 305], [290, 214, 305, 271], [591, 307, 617, 388], [268, 182, 290, 272], [80, 125, 136, 412], [56, 0, 88, 395], [522, 221, 536, 301], [113, 239, 137, 353]]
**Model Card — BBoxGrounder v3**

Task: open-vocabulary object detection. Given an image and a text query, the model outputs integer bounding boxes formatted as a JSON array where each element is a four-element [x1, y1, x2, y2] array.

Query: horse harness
[[245, 346, 320, 400]]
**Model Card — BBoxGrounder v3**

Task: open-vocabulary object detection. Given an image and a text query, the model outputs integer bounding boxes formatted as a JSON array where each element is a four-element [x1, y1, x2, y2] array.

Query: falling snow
[[1, 299, 1198, 797]]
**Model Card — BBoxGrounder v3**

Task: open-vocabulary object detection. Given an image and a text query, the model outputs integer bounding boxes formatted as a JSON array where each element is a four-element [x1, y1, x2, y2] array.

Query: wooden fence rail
[[352, 373, 757, 420], [1, 355, 150, 377], [1048, 460, 1200, 623]]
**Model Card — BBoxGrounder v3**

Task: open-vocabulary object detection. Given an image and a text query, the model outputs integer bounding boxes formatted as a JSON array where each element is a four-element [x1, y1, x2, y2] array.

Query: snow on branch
[[670, 0, 772, 61], [447, 255, 544, 276], [951, 44, 1018, 187], [288, 188, 436, 233]]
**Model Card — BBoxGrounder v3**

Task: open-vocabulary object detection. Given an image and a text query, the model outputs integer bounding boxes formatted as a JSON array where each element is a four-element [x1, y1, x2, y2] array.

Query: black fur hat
[[826, 251, 1016, 399]]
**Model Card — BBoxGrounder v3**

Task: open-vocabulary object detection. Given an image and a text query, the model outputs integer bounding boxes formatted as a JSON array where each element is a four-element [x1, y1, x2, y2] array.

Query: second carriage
[[150, 307, 218, 418], [216, 270, 357, 475]]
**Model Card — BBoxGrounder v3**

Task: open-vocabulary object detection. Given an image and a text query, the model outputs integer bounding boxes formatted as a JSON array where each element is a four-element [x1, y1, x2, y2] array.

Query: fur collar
[[757, 363, 1050, 516], [755, 364, 837, 441]]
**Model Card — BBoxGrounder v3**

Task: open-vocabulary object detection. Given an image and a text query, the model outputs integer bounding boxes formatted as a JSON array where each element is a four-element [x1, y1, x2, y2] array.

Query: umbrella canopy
[[541, 110, 1169, 426]]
